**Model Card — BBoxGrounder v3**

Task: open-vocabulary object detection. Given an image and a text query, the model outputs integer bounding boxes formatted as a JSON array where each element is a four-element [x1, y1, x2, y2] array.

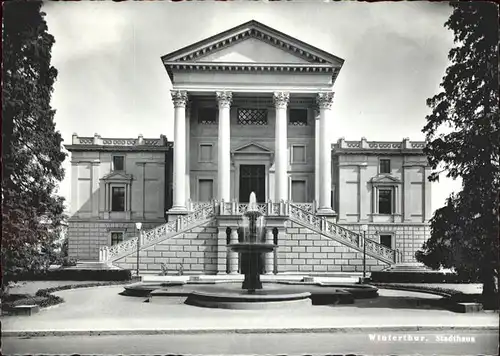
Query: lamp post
[[360, 224, 368, 281], [135, 222, 142, 277]]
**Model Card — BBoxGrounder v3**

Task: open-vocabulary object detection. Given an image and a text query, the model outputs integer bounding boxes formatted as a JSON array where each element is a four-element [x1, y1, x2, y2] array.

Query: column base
[[316, 208, 337, 224], [166, 208, 188, 222], [316, 208, 337, 216]]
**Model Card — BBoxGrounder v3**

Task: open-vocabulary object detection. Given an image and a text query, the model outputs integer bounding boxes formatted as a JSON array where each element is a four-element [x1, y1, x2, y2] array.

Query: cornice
[[65, 145, 172, 152]]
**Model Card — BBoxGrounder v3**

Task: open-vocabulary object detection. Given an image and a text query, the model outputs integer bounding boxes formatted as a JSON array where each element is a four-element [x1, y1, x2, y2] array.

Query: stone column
[[316, 92, 335, 215], [228, 228, 239, 274], [170, 90, 188, 212], [273, 92, 289, 202], [265, 228, 274, 274], [185, 104, 191, 204], [216, 91, 232, 202], [314, 108, 320, 207]]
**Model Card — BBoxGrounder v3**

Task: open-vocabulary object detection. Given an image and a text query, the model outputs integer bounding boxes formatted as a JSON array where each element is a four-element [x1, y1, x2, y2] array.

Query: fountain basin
[[184, 284, 312, 309]]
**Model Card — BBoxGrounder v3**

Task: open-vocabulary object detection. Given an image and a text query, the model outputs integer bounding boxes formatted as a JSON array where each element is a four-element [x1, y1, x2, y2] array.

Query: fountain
[[121, 192, 380, 308], [229, 192, 276, 292]]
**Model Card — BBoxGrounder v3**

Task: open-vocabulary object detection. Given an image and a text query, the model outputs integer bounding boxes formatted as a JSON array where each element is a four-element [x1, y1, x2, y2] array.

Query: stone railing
[[189, 200, 315, 216], [100, 203, 216, 262], [334, 137, 425, 151], [288, 203, 395, 264], [72, 133, 169, 147]]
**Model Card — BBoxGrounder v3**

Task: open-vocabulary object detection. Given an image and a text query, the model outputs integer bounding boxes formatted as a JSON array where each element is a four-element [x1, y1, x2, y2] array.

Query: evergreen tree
[[2, 1, 67, 291], [416, 2, 499, 305]]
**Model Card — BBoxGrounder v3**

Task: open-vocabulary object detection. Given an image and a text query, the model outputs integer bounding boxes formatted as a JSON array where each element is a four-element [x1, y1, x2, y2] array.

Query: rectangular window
[[380, 159, 391, 174], [289, 109, 308, 126], [380, 235, 392, 249], [378, 189, 392, 214], [111, 187, 125, 211], [198, 108, 217, 124], [291, 180, 307, 202], [237, 108, 268, 125], [111, 232, 124, 245], [198, 179, 214, 202], [291, 145, 306, 163], [113, 156, 124, 171], [199, 144, 213, 162]]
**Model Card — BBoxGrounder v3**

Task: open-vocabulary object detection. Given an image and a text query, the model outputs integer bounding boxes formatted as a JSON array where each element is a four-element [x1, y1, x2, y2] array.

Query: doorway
[[239, 165, 265, 203]]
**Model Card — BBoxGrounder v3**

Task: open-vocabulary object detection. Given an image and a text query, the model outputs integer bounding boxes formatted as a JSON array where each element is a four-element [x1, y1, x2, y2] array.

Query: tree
[[416, 2, 499, 305], [1, 1, 67, 292]]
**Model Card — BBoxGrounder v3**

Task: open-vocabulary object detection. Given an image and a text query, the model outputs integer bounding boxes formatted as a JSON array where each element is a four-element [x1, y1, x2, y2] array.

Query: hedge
[[35, 281, 129, 296], [13, 269, 132, 281], [370, 271, 478, 283]]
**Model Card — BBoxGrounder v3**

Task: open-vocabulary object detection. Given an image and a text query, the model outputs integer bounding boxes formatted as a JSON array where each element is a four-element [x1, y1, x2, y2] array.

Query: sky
[[43, 0, 462, 213]]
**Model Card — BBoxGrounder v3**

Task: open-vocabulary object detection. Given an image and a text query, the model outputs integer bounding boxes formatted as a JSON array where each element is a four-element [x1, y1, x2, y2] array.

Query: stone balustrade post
[[228, 229, 239, 274], [265, 229, 274, 274], [220, 199, 225, 215]]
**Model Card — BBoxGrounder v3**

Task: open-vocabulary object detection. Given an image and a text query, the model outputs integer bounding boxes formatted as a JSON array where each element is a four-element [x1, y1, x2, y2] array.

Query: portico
[[167, 90, 336, 215]]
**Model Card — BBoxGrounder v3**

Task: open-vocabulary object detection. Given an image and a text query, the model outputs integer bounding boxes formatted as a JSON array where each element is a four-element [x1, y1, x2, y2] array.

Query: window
[[378, 189, 392, 214], [198, 108, 217, 124], [291, 180, 307, 202], [237, 108, 268, 125], [199, 144, 213, 162], [289, 109, 308, 126], [111, 232, 124, 245], [291, 145, 306, 163], [111, 187, 125, 211], [198, 179, 214, 202], [379, 235, 392, 249], [380, 159, 391, 174], [113, 156, 124, 171]]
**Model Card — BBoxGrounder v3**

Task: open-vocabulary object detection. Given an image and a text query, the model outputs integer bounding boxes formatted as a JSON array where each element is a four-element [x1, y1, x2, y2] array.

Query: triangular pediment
[[194, 37, 311, 64], [233, 142, 272, 155], [370, 174, 401, 184], [102, 171, 133, 181], [162, 20, 344, 66]]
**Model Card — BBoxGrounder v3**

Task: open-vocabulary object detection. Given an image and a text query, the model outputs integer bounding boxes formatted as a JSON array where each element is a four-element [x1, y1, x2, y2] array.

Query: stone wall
[[112, 221, 218, 274], [68, 220, 164, 261], [279, 221, 388, 273]]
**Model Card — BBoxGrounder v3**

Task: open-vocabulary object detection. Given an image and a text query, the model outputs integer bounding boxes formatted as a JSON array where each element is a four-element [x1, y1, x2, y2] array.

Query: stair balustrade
[[288, 203, 396, 264]]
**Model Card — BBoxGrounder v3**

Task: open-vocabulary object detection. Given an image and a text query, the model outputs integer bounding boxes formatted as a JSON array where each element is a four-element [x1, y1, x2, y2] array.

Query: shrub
[[370, 271, 478, 283], [14, 269, 132, 281]]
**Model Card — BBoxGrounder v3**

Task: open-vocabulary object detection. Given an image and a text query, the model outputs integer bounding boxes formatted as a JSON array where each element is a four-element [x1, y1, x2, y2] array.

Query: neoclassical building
[[66, 21, 431, 274]]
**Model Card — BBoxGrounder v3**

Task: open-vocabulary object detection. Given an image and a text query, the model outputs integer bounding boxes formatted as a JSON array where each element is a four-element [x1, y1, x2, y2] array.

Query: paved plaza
[[2, 284, 498, 335]]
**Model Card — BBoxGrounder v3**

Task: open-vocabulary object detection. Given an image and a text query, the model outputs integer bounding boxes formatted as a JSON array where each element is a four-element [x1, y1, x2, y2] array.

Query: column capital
[[316, 92, 335, 109], [171, 90, 188, 108], [216, 91, 233, 108], [273, 91, 290, 109]]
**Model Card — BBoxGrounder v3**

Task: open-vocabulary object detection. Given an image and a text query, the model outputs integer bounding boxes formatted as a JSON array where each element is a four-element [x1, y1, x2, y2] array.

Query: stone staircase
[[99, 203, 217, 264], [98, 201, 398, 267], [287, 204, 398, 265]]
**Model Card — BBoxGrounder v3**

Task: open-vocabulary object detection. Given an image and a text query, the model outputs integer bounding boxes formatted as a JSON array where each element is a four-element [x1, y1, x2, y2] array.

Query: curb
[[3, 326, 499, 337]]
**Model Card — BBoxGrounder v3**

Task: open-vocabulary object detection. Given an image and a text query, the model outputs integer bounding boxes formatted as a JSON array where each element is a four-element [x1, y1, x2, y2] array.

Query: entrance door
[[239, 165, 265, 203]]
